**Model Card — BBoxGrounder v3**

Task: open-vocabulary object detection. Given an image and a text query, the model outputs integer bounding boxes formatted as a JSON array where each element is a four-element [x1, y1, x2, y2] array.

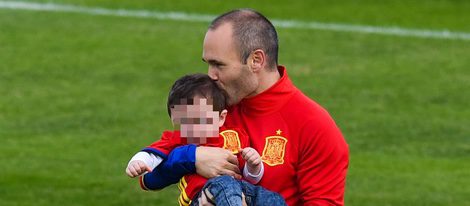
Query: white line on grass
[[1, 0, 470, 41]]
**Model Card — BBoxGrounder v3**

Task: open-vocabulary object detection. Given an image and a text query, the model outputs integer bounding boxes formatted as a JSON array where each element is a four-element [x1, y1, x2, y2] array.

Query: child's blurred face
[[170, 97, 226, 144]]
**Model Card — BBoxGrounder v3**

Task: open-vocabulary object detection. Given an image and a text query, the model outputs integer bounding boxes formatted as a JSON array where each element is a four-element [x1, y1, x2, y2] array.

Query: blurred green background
[[1, 0, 469, 205]]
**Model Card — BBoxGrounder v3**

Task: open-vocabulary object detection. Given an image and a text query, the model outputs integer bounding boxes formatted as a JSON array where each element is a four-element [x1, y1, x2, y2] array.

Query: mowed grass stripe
[[1, 1, 469, 206], [1, 0, 470, 41]]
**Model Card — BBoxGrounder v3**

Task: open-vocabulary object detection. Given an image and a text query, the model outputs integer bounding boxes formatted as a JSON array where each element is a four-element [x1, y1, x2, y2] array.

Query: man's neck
[[253, 66, 281, 96]]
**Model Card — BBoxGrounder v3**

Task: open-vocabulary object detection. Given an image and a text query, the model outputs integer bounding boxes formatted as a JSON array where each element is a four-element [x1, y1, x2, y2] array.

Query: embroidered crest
[[220, 130, 241, 154], [261, 136, 288, 166]]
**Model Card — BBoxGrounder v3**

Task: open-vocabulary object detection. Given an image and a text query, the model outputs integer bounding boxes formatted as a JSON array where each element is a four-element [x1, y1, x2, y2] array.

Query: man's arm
[[297, 117, 349, 206], [195, 146, 241, 179]]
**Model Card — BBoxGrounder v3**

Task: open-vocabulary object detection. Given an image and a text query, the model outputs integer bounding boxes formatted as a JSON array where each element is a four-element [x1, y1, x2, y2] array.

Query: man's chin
[[227, 98, 241, 106]]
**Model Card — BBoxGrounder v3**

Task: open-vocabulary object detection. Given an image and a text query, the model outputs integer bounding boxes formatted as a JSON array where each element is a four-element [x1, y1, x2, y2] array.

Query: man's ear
[[218, 109, 228, 127], [249, 49, 266, 73]]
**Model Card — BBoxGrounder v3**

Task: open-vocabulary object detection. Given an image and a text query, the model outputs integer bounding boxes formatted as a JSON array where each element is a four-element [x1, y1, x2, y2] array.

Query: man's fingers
[[242, 193, 248, 206], [199, 189, 214, 206], [226, 153, 239, 166], [198, 197, 203, 206], [220, 169, 242, 179], [224, 161, 241, 175]]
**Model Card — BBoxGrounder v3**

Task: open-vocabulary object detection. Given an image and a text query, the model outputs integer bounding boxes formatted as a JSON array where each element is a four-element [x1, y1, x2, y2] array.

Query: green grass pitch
[[1, 0, 469, 205]]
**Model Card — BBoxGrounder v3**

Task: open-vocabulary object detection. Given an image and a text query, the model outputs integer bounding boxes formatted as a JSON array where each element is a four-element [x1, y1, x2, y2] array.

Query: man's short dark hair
[[209, 9, 278, 70], [167, 73, 228, 117]]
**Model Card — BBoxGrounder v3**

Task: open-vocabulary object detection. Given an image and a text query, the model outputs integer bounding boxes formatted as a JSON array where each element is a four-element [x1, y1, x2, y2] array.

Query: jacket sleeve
[[297, 115, 349, 206], [142, 130, 181, 159], [140, 144, 197, 190]]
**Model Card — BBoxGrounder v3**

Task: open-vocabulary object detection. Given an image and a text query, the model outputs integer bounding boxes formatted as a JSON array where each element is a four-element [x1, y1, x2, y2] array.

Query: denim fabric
[[190, 175, 286, 206]]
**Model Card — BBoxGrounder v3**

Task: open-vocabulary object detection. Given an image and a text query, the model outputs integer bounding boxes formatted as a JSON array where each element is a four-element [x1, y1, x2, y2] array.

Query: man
[[141, 9, 349, 206]]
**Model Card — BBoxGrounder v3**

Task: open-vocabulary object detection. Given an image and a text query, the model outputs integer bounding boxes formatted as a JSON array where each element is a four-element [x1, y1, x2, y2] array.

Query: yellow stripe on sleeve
[[177, 177, 191, 205]]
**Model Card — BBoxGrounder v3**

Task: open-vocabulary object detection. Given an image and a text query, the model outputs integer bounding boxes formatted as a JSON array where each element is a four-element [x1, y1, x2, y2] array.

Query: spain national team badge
[[261, 130, 288, 166], [220, 130, 241, 154]]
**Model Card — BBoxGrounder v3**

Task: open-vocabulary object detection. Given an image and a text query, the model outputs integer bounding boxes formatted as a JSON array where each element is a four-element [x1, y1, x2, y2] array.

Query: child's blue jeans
[[190, 175, 286, 206]]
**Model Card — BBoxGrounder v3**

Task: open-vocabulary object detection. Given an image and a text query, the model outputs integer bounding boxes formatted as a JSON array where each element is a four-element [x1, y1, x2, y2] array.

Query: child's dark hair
[[167, 73, 228, 117]]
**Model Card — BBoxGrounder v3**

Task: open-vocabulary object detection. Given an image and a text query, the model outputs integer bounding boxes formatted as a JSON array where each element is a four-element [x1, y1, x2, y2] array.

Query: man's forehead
[[203, 23, 235, 60]]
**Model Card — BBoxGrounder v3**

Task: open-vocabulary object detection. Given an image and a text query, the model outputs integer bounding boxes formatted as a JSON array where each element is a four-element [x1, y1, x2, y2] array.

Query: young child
[[126, 74, 286, 206]]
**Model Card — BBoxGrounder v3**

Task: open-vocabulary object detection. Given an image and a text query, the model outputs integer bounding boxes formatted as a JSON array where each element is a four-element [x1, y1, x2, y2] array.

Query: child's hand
[[240, 147, 262, 175], [126, 160, 153, 178]]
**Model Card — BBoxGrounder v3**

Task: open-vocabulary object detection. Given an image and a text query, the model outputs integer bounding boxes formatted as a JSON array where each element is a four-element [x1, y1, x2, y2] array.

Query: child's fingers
[[145, 165, 153, 173], [241, 148, 254, 159], [246, 150, 255, 159], [251, 157, 261, 166], [247, 154, 262, 166], [132, 164, 144, 175], [248, 155, 258, 164], [127, 166, 138, 177], [135, 161, 152, 173], [125, 167, 133, 177]]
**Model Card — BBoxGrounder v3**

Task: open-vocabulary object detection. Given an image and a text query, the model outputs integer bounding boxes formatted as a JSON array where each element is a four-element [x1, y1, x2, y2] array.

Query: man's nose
[[207, 68, 218, 80]]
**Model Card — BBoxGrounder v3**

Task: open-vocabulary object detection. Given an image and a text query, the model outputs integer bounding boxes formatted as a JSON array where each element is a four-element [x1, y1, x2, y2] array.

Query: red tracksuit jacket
[[224, 66, 349, 206]]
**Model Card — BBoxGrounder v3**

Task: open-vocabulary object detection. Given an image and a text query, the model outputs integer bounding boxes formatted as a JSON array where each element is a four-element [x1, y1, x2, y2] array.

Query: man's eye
[[211, 62, 224, 69]]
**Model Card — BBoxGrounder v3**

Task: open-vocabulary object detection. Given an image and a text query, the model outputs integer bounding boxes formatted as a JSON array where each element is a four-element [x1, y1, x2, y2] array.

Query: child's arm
[[126, 152, 163, 178], [141, 144, 197, 190], [126, 131, 196, 190], [241, 147, 264, 184]]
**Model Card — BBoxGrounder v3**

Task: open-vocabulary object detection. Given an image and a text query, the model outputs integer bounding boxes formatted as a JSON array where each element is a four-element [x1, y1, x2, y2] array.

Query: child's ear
[[218, 109, 228, 127]]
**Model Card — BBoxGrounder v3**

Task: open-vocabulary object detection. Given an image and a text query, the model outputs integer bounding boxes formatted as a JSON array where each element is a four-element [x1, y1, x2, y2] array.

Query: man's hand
[[198, 188, 215, 206], [126, 160, 153, 178], [198, 188, 247, 206], [195, 146, 241, 179], [241, 147, 262, 175]]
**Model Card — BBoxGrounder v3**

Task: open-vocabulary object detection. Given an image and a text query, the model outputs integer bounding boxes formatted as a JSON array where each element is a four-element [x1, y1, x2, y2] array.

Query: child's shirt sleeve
[[128, 152, 163, 171], [141, 130, 182, 159], [242, 163, 264, 184]]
